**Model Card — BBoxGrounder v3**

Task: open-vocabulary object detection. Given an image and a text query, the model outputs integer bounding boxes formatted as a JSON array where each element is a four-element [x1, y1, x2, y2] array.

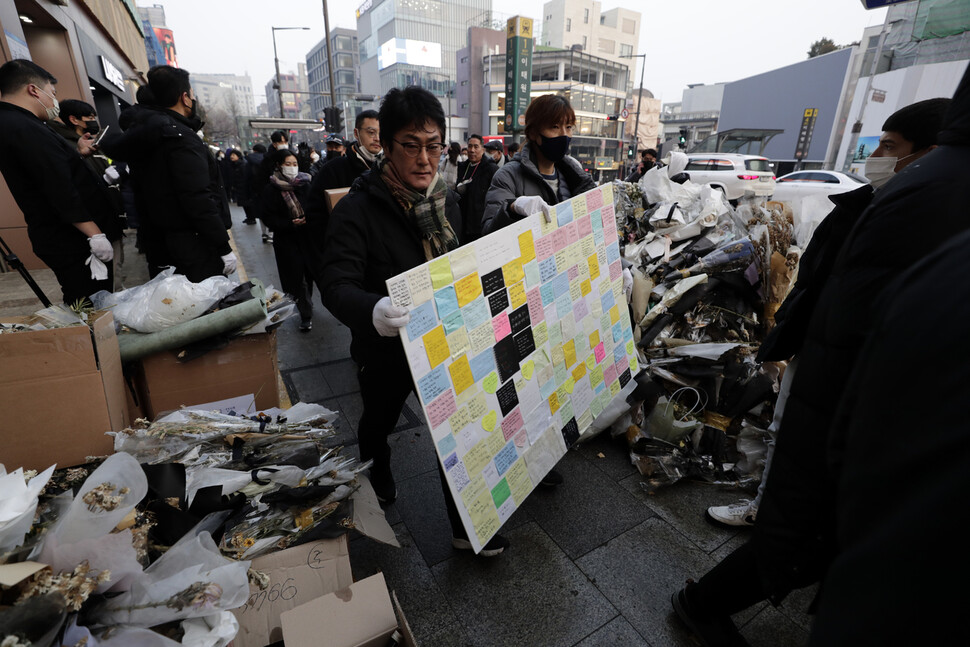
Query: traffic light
[[628, 146, 636, 159], [678, 128, 688, 148], [606, 114, 619, 121], [331, 106, 344, 135]]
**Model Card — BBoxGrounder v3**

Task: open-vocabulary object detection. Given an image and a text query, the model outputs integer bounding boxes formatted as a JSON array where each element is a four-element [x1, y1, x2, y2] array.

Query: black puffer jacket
[[101, 105, 231, 255], [481, 141, 596, 234], [752, 65, 970, 599], [320, 170, 462, 365]]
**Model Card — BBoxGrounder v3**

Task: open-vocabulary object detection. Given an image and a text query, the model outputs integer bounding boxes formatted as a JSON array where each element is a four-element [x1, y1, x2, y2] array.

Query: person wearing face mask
[[483, 139, 508, 168], [480, 94, 596, 236], [99, 65, 235, 281], [0, 60, 116, 306], [259, 149, 317, 331], [671, 94, 953, 647]]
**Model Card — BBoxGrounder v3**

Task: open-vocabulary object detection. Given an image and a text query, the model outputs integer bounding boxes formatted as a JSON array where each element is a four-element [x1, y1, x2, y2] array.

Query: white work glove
[[85, 254, 108, 280], [103, 165, 121, 185], [372, 296, 410, 337], [88, 233, 113, 262], [622, 267, 634, 303], [221, 252, 237, 276], [511, 195, 553, 223]]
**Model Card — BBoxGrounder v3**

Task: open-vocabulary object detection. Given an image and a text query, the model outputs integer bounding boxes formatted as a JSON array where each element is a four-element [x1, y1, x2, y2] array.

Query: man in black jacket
[[671, 82, 962, 645], [455, 134, 498, 243], [242, 143, 266, 225], [0, 60, 115, 305], [322, 86, 509, 557], [101, 65, 235, 281]]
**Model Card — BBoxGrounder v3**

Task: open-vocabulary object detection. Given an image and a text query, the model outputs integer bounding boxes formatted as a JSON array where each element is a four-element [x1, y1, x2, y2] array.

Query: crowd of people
[[1, 55, 968, 642]]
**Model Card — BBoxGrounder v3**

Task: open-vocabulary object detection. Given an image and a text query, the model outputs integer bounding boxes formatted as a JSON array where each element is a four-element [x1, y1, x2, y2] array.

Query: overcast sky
[[151, 0, 887, 106]]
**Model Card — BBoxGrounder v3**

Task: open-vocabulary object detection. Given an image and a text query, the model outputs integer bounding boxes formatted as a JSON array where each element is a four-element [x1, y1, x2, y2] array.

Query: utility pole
[[621, 53, 647, 168], [272, 27, 310, 119], [322, 0, 338, 113]]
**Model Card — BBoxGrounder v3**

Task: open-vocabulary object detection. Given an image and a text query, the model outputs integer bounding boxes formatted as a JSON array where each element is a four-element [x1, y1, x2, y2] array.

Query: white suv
[[683, 154, 776, 200]]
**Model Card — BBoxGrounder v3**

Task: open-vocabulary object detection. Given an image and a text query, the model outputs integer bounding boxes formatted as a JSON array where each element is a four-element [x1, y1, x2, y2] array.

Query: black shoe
[[540, 468, 564, 487], [299, 319, 312, 332], [671, 582, 750, 647], [369, 463, 397, 504], [452, 533, 509, 557], [261, 234, 270, 243], [243, 218, 256, 225]]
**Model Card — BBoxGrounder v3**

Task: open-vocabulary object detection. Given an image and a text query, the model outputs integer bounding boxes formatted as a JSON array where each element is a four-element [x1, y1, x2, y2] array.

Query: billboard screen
[[377, 38, 441, 70], [153, 28, 179, 67]]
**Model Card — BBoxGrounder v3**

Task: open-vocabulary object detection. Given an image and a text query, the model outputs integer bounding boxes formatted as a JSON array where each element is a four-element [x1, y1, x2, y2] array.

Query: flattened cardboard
[[0, 311, 125, 471], [0, 561, 47, 587], [281, 572, 398, 647], [325, 187, 350, 212], [391, 590, 420, 647], [351, 475, 400, 547]]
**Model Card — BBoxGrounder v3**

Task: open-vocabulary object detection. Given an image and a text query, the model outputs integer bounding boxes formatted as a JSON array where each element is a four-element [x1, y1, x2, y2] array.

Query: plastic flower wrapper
[[185, 466, 306, 508], [0, 592, 67, 647], [92, 530, 250, 627], [0, 465, 54, 553], [180, 611, 239, 647]]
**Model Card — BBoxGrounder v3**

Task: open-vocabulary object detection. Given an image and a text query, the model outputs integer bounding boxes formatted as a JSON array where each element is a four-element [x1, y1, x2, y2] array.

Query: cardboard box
[[135, 331, 279, 418], [229, 476, 400, 647], [325, 187, 350, 212], [0, 311, 127, 471], [282, 572, 418, 647]]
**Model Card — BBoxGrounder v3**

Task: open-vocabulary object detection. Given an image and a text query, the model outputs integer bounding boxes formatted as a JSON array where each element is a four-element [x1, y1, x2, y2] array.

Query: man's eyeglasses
[[393, 140, 446, 158]]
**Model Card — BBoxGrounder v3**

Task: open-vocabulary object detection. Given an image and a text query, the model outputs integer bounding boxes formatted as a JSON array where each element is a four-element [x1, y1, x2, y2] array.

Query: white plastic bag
[[91, 267, 235, 333], [0, 465, 54, 553]]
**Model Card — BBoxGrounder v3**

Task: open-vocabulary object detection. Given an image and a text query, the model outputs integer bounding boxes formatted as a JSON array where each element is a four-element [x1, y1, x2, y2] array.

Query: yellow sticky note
[[610, 380, 621, 397], [521, 360, 535, 380], [590, 365, 604, 388], [464, 438, 492, 475], [631, 356, 639, 373], [448, 407, 472, 434], [502, 258, 524, 285], [588, 254, 600, 280], [460, 474, 487, 507], [626, 340, 635, 355], [580, 279, 592, 297], [468, 393, 488, 420], [469, 488, 501, 544], [551, 344, 565, 366], [508, 281, 527, 310], [540, 208, 557, 234], [564, 377, 575, 394], [571, 363, 587, 381], [486, 427, 505, 453], [585, 354, 597, 370], [448, 354, 474, 395], [429, 257, 453, 290], [569, 280, 582, 303], [563, 340, 576, 367], [566, 243, 583, 268], [423, 326, 450, 368], [482, 410, 497, 432], [609, 304, 620, 325], [580, 235, 596, 259], [590, 330, 601, 348], [506, 459, 533, 505], [518, 230, 536, 263], [572, 194, 588, 220], [482, 372, 499, 394], [454, 272, 482, 308], [548, 392, 560, 414]]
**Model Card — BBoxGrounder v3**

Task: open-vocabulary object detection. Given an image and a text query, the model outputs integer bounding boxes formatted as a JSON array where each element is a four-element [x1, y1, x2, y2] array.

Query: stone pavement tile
[[740, 604, 809, 646], [572, 616, 650, 647], [388, 426, 438, 481], [349, 523, 468, 646], [519, 450, 654, 560], [775, 583, 818, 631], [618, 476, 742, 553], [285, 366, 334, 401], [393, 470, 458, 567], [574, 432, 639, 481], [432, 521, 618, 647], [575, 516, 716, 646], [321, 358, 360, 397]]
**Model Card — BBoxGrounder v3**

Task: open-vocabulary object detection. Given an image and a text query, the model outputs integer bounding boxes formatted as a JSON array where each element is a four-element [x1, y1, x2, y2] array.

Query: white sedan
[[771, 170, 868, 203]]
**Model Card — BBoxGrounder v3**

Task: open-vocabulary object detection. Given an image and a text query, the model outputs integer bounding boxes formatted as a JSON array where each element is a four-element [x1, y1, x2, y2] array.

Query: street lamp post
[[620, 53, 646, 168], [272, 26, 310, 119], [321, 1, 338, 113]]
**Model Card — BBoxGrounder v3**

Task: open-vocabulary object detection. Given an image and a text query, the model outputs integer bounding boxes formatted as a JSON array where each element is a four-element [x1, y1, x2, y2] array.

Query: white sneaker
[[706, 500, 757, 527]]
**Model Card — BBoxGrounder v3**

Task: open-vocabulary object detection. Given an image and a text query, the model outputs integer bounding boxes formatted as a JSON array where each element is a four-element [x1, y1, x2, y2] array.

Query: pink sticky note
[[609, 260, 622, 281], [587, 188, 603, 211], [594, 342, 607, 364], [567, 265, 579, 281], [501, 406, 524, 441], [551, 228, 568, 252], [603, 363, 617, 386], [527, 288, 545, 324], [601, 203, 615, 229], [573, 298, 589, 322], [576, 215, 592, 238], [513, 428, 529, 448], [614, 357, 627, 378], [492, 311, 512, 341], [535, 234, 555, 260], [563, 222, 579, 245], [427, 389, 457, 429]]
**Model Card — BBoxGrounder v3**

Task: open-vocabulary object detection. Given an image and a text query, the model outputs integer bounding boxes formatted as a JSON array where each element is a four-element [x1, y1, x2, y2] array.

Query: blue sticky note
[[438, 434, 457, 456], [443, 310, 464, 335], [600, 290, 615, 312], [462, 297, 490, 331], [538, 256, 557, 283], [469, 349, 497, 382], [540, 282, 555, 306], [443, 452, 458, 471], [606, 241, 620, 264], [593, 226, 604, 246], [589, 208, 601, 222], [406, 300, 437, 342], [612, 321, 624, 342], [552, 273, 570, 297], [594, 381, 606, 394], [434, 286, 459, 319], [417, 364, 450, 403], [494, 442, 518, 475], [556, 292, 573, 319], [624, 325, 634, 342], [540, 376, 557, 399], [613, 344, 626, 363], [556, 199, 574, 226], [524, 260, 540, 288]]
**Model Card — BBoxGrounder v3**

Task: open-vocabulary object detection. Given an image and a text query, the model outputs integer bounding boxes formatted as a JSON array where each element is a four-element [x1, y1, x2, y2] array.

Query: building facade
[[265, 67, 308, 120], [660, 82, 725, 150], [456, 26, 506, 139], [191, 73, 256, 116], [306, 27, 363, 135], [624, 87, 661, 154], [540, 0, 639, 87]]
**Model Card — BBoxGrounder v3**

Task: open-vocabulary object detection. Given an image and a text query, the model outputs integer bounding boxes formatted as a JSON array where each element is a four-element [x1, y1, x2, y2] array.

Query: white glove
[[511, 195, 553, 223], [88, 233, 113, 262], [622, 267, 634, 303], [85, 254, 108, 280], [372, 296, 410, 337], [221, 252, 237, 276], [103, 166, 121, 185]]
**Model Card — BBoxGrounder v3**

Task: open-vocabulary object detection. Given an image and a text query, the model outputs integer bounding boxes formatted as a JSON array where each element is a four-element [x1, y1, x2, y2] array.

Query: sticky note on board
[[563, 340, 577, 367], [446, 326, 470, 358], [455, 272, 483, 308], [482, 410, 497, 432], [423, 326, 450, 368], [407, 267, 434, 305], [548, 391, 560, 414], [429, 257, 453, 290], [451, 246, 478, 279], [434, 286, 459, 319], [588, 254, 601, 280], [508, 281, 527, 310], [482, 372, 499, 394], [521, 359, 535, 380], [492, 311, 512, 341], [449, 354, 475, 395], [387, 275, 412, 308], [405, 300, 438, 342], [502, 258, 525, 286], [518, 230, 536, 263]]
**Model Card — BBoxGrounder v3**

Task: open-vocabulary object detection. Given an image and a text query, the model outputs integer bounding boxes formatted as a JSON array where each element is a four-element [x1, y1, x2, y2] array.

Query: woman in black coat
[[225, 149, 248, 205], [259, 149, 318, 331]]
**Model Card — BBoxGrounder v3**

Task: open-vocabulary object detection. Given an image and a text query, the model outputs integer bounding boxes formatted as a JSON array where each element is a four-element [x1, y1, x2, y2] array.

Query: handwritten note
[[429, 257, 453, 290], [448, 354, 475, 395], [455, 272, 482, 308], [423, 326, 450, 368]]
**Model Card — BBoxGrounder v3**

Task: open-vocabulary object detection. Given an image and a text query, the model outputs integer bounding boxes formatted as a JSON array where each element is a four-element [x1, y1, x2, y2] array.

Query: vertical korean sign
[[793, 108, 819, 161], [504, 16, 534, 134]]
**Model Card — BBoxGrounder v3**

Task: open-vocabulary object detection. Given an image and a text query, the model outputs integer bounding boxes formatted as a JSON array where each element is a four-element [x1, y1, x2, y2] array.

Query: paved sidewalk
[[229, 206, 815, 647]]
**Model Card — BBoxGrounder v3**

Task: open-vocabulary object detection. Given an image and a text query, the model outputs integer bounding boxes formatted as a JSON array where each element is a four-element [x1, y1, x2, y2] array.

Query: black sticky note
[[513, 328, 535, 361], [481, 268, 505, 296], [619, 367, 632, 388], [493, 334, 519, 383], [488, 289, 510, 317], [561, 417, 580, 447], [509, 304, 531, 335], [495, 378, 519, 417]]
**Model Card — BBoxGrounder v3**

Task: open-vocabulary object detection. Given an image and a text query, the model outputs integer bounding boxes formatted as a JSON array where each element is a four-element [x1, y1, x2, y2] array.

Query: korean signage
[[793, 107, 818, 161], [504, 16, 534, 134], [100, 56, 125, 91]]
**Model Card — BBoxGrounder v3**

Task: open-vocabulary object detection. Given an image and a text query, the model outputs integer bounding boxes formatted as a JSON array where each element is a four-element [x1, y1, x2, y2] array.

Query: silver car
[[684, 154, 776, 200]]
